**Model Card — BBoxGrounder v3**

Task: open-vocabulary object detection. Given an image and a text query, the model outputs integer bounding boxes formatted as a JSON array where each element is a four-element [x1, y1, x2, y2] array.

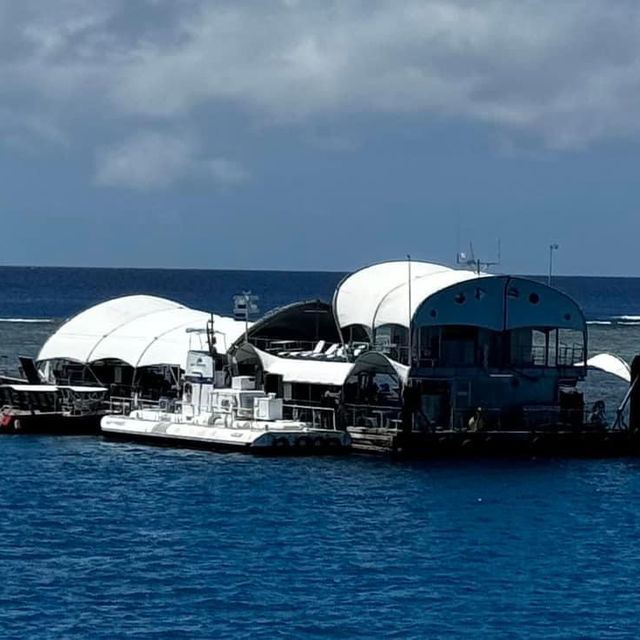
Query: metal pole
[[548, 243, 559, 286], [407, 255, 412, 367], [244, 292, 249, 343]]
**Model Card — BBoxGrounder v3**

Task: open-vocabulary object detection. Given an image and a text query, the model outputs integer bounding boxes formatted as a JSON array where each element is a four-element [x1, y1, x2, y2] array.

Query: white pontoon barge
[[101, 350, 350, 454]]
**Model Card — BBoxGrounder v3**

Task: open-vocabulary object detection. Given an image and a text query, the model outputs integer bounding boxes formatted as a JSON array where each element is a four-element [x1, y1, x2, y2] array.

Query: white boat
[[101, 350, 350, 454]]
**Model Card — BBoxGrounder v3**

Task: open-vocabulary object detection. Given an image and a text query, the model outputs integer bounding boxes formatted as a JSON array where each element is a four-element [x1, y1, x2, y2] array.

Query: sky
[[2, 0, 640, 275]]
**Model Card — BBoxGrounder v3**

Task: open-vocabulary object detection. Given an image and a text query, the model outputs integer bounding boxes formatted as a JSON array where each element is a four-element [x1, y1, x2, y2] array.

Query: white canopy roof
[[333, 260, 454, 331], [1, 385, 107, 392], [578, 353, 631, 383], [251, 347, 353, 386], [373, 269, 480, 329], [334, 261, 584, 332], [346, 351, 410, 384], [37, 295, 246, 369]]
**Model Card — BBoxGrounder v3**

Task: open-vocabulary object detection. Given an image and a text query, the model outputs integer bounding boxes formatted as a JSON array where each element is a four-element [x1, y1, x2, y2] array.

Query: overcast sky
[[2, 0, 640, 274]]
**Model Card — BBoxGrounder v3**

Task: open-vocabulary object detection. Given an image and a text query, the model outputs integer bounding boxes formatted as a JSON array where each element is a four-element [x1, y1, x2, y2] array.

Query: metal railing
[[451, 406, 601, 432], [343, 403, 402, 430], [415, 343, 585, 370], [282, 403, 337, 430], [107, 396, 168, 415]]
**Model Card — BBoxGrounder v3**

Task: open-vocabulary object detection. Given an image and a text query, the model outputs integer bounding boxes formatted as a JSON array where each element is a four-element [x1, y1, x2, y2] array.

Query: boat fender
[[312, 437, 325, 448], [326, 437, 341, 449], [274, 437, 290, 449], [0, 414, 12, 428], [295, 436, 312, 449], [13, 419, 22, 431], [224, 413, 232, 429]]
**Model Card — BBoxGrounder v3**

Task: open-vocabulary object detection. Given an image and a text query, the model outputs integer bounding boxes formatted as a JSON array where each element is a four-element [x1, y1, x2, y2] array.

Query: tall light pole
[[548, 243, 559, 286]]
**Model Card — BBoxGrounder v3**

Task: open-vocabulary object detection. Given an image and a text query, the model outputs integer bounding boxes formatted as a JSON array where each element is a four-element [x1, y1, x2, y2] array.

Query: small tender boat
[[0, 384, 108, 434], [101, 351, 350, 454]]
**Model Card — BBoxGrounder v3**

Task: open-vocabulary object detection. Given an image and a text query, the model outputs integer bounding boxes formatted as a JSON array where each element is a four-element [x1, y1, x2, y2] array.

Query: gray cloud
[[94, 130, 248, 189], [3, 0, 640, 149]]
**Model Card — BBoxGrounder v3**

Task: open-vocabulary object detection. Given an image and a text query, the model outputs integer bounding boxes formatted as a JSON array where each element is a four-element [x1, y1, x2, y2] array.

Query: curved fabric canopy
[[347, 351, 409, 384], [333, 260, 453, 332], [232, 300, 341, 349], [373, 269, 480, 329], [334, 261, 584, 333], [235, 344, 353, 386], [577, 353, 631, 383], [37, 295, 246, 369]]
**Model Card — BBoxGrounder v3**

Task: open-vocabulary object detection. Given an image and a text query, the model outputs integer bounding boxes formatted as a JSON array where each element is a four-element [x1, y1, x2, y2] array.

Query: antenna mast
[[456, 238, 501, 274]]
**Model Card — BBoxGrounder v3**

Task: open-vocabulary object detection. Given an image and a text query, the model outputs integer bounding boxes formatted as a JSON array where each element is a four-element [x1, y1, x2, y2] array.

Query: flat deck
[[348, 426, 640, 458]]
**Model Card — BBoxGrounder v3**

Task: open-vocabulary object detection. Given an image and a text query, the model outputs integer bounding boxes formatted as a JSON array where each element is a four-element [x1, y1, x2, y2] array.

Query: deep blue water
[[2, 266, 640, 638], [2, 437, 640, 639], [2, 266, 640, 321], [0, 266, 345, 320]]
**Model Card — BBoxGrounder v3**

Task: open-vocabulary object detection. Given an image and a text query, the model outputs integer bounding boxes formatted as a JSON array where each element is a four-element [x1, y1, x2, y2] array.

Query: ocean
[[1, 266, 640, 638]]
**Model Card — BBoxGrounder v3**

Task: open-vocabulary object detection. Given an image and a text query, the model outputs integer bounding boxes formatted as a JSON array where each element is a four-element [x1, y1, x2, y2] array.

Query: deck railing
[[282, 404, 337, 430], [107, 396, 167, 415], [415, 343, 585, 370], [343, 403, 402, 430]]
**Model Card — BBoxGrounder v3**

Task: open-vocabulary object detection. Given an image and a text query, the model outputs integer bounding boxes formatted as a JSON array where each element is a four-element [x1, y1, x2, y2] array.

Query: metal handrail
[[282, 403, 337, 430]]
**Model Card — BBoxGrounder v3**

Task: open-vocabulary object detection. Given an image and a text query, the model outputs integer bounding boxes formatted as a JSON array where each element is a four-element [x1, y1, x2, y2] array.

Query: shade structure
[[577, 353, 631, 383], [347, 351, 410, 385], [37, 295, 246, 369], [235, 344, 353, 386], [233, 300, 341, 348], [333, 260, 453, 333], [333, 261, 585, 333]]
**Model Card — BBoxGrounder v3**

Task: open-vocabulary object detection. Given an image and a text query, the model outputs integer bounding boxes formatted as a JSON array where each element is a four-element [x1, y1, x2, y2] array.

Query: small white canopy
[[37, 295, 246, 369], [250, 347, 353, 386], [578, 353, 631, 383], [347, 351, 410, 384], [0, 385, 107, 392], [333, 260, 454, 332]]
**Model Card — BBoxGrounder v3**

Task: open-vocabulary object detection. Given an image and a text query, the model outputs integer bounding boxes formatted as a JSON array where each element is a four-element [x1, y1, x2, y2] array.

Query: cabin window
[[440, 326, 477, 366], [374, 324, 409, 364]]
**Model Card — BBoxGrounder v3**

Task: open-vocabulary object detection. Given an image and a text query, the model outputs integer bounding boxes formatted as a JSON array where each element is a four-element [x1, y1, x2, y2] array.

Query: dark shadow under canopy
[[233, 300, 341, 347]]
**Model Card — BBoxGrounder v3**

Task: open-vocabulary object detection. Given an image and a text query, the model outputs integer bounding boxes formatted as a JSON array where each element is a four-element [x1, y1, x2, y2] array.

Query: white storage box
[[254, 396, 283, 421], [231, 376, 256, 390]]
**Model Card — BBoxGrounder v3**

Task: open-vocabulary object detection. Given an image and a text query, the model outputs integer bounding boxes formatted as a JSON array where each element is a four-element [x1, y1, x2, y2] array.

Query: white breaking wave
[[615, 315, 640, 321], [0, 318, 54, 323], [587, 321, 612, 325]]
